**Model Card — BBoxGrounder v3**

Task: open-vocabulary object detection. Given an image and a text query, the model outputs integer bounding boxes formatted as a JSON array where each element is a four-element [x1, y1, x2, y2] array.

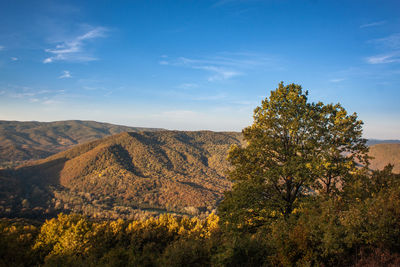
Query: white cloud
[[159, 52, 279, 83], [43, 58, 53, 63], [366, 34, 400, 65], [370, 33, 400, 50], [329, 78, 345, 83], [0, 84, 66, 104], [360, 21, 386, 28], [42, 99, 60, 105], [366, 53, 400, 64], [195, 66, 241, 81], [177, 54, 269, 69], [10, 57, 18, 61], [43, 27, 107, 63], [160, 53, 272, 82], [0, 46, 4, 51], [59, 70, 72, 79]]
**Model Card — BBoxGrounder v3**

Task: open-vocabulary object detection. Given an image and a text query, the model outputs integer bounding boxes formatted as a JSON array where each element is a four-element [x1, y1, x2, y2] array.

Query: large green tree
[[219, 83, 368, 229]]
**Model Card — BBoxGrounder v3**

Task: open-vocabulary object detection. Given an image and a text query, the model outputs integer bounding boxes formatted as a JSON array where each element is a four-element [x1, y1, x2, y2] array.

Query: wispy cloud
[[42, 99, 61, 105], [43, 27, 107, 63], [0, 46, 4, 51], [59, 70, 72, 79], [370, 33, 400, 49], [366, 53, 400, 64], [10, 57, 18, 61], [329, 78, 345, 83], [366, 33, 400, 64], [0, 84, 66, 105], [194, 65, 241, 81], [160, 52, 273, 82], [360, 21, 386, 28]]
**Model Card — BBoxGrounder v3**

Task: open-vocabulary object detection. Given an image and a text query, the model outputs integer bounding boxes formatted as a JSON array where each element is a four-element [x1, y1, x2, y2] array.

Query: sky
[[0, 0, 399, 139]]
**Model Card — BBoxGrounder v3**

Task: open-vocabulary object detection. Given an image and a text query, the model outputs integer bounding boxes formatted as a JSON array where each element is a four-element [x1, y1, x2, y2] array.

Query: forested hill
[[0, 131, 242, 220], [0, 120, 163, 167]]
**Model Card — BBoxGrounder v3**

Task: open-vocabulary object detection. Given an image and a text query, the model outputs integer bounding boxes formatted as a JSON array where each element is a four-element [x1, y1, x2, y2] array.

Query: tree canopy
[[219, 82, 368, 229]]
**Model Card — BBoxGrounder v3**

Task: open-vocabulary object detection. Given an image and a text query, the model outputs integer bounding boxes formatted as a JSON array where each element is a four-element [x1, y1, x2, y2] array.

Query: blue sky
[[0, 0, 399, 139]]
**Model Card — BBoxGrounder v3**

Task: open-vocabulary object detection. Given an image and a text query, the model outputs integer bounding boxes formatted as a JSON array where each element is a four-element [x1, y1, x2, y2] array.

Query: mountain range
[[0, 120, 398, 220], [0, 120, 162, 167], [0, 128, 242, 220]]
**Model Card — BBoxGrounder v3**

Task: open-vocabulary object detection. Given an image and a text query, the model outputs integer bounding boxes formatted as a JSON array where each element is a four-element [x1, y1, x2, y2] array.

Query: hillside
[[369, 143, 400, 173], [0, 120, 162, 167], [1, 121, 399, 220], [0, 131, 242, 220]]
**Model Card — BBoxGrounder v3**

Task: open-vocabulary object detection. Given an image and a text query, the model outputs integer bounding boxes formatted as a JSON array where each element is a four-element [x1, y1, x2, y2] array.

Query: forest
[[1, 83, 400, 266]]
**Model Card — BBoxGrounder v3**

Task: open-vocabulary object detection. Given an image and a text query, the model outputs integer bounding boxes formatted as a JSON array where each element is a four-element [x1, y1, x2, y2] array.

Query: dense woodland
[[1, 166, 400, 266], [1, 84, 400, 266]]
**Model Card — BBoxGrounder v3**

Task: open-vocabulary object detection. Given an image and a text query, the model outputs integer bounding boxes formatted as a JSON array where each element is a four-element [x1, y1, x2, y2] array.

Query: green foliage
[[160, 238, 211, 266], [0, 219, 39, 266], [212, 234, 271, 267], [219, 82, 368, 231], [218, 179, 273, 233]]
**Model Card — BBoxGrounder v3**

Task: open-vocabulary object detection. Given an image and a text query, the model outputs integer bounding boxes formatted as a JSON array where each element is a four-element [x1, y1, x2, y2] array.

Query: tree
[[218, 82, 368, 227]]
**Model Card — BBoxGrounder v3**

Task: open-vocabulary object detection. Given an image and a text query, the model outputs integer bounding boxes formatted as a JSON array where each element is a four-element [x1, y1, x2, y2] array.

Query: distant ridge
[[1, 120, 398, 168], [367, 139, 400, 146], [0, 120, 163, 167]]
